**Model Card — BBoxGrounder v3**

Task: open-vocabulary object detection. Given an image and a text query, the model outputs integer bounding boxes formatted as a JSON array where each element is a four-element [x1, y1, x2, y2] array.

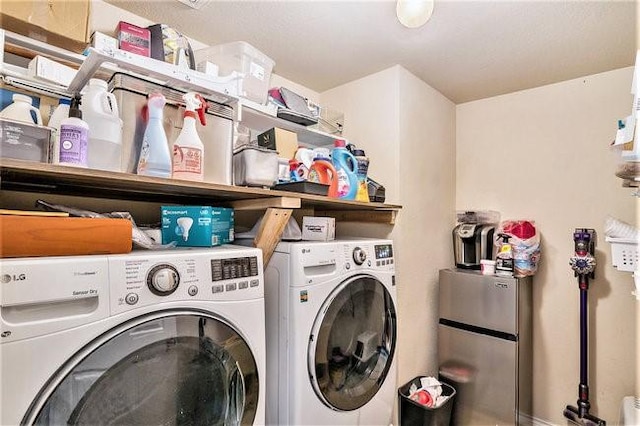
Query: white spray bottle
[[137, 92, 172, 178], [172, 92, 207, 181]]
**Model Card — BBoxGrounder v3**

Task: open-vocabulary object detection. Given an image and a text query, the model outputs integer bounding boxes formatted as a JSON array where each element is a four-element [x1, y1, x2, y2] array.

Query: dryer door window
[[308, 275, 397, 411], [26, 311, 259, 426]]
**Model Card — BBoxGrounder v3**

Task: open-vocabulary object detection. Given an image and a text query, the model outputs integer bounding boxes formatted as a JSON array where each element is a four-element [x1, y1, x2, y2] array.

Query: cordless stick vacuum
[[563, 228, 606, 426]]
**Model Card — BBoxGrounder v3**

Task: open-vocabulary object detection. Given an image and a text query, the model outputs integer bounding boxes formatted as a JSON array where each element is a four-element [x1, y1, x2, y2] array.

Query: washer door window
[[26, 311, 258, 426], [308, 275, 397, 411]]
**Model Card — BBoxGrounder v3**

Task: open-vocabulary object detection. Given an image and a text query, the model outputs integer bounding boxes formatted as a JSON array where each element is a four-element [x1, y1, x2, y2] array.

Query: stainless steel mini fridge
[[438, 269, 532, 425]]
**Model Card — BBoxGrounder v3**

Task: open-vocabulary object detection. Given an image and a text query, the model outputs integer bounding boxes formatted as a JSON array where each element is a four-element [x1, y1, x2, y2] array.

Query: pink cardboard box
[[117, 22, 150, 57]]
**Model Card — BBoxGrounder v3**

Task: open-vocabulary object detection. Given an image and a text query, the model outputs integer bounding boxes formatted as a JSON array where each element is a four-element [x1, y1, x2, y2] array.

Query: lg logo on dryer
[[1, 274, 26, 283]]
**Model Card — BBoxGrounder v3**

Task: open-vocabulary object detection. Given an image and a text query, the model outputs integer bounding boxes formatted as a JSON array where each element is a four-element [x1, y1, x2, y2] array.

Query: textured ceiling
[[108, 0, 637, 104]]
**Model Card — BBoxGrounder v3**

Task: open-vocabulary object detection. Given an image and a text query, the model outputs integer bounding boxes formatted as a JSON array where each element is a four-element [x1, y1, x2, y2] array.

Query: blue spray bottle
[[331, 139, 359, 200], [137, 92, 172, 178]]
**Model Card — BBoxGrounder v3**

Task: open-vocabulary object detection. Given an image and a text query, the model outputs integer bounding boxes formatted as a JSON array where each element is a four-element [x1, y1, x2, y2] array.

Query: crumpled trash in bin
[[408, 376, 451, 408]]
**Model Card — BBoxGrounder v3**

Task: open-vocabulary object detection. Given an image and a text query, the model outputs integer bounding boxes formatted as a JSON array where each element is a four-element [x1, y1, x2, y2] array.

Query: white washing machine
[[264, 238, 398, 425], [1, 246, 266, 425]]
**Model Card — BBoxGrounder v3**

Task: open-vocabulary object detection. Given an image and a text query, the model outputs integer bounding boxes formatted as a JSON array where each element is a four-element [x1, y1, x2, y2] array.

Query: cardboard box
[[1, 0, 91, 53], [302, 216, 335, 241], [28, 56, 77, 87], [257, 127, 298, 159], [161, 206, 234, 247], [117, 22, 150, 57], [86, 31, 118, 53]]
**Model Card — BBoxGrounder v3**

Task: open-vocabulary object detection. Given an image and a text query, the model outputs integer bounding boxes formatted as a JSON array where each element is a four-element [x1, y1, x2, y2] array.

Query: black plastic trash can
[[398, 376, 456, 426]]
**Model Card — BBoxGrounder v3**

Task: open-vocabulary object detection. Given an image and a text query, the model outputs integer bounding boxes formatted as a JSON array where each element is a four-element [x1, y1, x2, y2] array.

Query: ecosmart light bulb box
[[161, 206, 234, 247]]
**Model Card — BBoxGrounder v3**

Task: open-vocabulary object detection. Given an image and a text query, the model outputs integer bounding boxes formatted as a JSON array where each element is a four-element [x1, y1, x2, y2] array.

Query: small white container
[[195, 41, 275, 104], [480, 259, 496, 275], [302, 216, 336, 241], [233, 145, 278, 187]]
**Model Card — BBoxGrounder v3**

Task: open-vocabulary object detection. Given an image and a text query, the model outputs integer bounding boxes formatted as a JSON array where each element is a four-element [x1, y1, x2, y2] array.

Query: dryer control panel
[[108, 247, 264, 315]]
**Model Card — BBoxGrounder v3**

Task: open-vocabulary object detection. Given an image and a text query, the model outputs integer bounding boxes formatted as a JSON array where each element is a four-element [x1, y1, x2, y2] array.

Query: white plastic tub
[[195, 41, 275, 104]]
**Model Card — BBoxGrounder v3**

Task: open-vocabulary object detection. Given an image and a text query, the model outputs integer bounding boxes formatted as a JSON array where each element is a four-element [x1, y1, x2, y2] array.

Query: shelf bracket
[[253, 208, 293, 265]]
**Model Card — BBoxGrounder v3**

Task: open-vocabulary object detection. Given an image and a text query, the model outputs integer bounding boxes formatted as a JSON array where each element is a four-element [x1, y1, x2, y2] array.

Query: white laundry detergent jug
[[81, 79, 123, 172], [0, 93, 42, 125]]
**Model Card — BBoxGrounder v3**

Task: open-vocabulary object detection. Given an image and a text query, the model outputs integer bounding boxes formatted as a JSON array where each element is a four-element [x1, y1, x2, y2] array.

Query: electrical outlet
[[176, 0, 210, 10]]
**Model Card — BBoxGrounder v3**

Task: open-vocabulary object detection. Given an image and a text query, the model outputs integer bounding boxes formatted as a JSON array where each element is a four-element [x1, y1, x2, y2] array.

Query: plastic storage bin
[[195, 41, 274, 104], [606, 236, 639, 272], [1, 118, 51, 162], [398, 377, 456, 426], [233, 145, 278, 187]]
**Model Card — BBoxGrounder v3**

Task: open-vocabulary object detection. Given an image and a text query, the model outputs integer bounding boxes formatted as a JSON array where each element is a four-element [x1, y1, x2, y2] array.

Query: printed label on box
[[161, 206, 234, 247]]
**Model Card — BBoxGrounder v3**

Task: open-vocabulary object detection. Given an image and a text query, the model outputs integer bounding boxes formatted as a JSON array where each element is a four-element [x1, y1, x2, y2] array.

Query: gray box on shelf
[[0, 118, 51, 162]]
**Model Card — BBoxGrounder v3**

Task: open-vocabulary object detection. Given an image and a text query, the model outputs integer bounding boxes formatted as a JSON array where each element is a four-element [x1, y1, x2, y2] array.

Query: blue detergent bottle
[[137, 92, 172, 178], [331, 139, 359, 199]]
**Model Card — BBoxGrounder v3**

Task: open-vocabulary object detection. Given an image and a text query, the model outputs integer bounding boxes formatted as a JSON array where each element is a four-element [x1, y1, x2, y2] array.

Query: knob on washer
[[147, 264, 180, 296], [352, 247, 367, 265]]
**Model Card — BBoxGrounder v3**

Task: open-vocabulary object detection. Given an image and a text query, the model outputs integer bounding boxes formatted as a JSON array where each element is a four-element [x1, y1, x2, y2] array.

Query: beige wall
[[456, 67, 637, 423], [321, 66, 457, 390], [396, 67, 456, 381]]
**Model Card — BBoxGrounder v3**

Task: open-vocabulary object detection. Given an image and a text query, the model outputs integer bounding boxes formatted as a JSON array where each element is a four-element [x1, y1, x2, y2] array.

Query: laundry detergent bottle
[[331, 139, 358, 199], [172, 92, 207, 181], [80, 78, 123, 172], [308, 156, 338, 197], [137, 93, 172, 178], [0, 93, 42, 124], [351, 148, 370, 202]]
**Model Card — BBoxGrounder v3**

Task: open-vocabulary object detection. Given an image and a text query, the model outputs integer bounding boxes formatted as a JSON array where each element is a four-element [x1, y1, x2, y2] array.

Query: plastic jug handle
[[28, 105, 42, 125], [102, 92, 120, 118], [347, 152, 358, 172]]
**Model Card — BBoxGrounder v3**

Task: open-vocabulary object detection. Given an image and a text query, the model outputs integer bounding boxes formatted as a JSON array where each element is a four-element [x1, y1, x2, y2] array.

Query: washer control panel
[[339, 241, 394, 272], [108, 248, 264, 314]]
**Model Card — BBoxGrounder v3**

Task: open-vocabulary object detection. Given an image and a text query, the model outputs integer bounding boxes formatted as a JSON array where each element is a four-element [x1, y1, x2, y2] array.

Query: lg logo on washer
[[1, 273, 26, 283]]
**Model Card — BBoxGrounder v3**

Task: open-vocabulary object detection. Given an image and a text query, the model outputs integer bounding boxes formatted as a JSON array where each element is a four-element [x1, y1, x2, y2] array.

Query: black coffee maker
[[452, 223, 495, 269]]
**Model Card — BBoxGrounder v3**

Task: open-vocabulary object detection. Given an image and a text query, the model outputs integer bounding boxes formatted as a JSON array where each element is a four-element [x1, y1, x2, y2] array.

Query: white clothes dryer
[[1, 246, 266, 425], [264, 238, 398, 425]]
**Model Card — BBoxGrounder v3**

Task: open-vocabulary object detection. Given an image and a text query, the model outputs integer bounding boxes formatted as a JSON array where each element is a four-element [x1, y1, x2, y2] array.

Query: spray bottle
[[495, 233, 514, 276], [173, 92, 207, 181], [137, 93, 171, 178]]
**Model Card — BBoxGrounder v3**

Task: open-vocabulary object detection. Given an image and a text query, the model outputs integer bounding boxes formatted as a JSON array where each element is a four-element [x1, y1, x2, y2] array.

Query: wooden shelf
[[0, 159, 401, 221]]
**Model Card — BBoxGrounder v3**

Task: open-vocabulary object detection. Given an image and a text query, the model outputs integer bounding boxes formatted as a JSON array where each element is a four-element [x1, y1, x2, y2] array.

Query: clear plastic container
[[195, 41, 275, 104], [0, 118, 51, 162], [233, 145, 278, 187]]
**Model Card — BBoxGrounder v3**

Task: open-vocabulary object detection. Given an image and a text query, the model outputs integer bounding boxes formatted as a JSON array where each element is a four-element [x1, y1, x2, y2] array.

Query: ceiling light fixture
[[396, 0, 435, 29]]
